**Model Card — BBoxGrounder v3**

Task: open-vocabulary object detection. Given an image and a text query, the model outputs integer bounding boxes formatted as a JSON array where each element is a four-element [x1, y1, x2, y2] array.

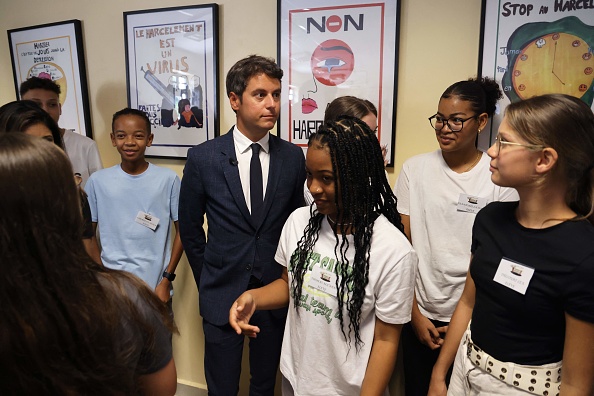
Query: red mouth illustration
[[302, 98, 318, 114]]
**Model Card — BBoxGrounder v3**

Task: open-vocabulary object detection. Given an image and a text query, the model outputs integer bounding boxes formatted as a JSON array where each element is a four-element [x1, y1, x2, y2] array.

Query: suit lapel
[[220, 129, 253, 227]]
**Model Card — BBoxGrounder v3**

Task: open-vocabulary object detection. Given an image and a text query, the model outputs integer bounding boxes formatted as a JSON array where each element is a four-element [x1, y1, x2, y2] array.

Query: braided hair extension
[[290, 116, 403, 350]]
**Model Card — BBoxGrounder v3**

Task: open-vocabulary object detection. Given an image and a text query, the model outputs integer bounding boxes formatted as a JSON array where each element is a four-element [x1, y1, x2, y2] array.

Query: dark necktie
[[250, 143, 263, 223]]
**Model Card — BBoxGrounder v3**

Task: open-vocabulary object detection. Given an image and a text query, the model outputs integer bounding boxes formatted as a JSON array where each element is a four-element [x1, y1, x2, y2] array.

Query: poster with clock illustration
[[479, 0, 594, 145]]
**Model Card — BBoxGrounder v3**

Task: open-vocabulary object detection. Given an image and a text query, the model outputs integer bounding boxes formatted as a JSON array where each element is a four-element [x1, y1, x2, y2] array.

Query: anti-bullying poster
[[9, 20, 92, 138], [278, 0, 400, 166], [124, 4, 219, 158], [479, 0, 594, 142]]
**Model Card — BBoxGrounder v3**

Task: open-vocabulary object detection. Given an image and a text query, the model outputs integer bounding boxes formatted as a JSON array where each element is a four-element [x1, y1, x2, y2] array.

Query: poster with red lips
[[278, 0, 400, 166]]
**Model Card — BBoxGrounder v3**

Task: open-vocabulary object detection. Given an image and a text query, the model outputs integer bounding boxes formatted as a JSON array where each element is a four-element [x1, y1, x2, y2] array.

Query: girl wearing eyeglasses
[[429, 94, 594, 395], [393, 77, 518, 396]]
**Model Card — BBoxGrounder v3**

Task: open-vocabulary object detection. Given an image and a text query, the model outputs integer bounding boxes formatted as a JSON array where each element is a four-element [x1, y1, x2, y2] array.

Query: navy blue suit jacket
[[179, 128, 306, 326]]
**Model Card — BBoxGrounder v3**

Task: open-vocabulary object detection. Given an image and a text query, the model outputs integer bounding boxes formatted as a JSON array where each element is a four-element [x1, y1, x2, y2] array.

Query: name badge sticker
[[308, 266, 338, 297], [457, 194, 488, 214], [493, 257, 535, 295], [135, 211, 160, 231]]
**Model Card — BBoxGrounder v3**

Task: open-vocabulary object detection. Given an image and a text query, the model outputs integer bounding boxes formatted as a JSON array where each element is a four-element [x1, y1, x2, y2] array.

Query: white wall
[[0, 1, 483, 394]]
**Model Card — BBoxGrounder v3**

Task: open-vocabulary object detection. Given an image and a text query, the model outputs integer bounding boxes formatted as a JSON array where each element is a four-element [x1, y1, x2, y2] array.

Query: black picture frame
[[8, 20, 93, 138], [277, 0, 400, 167], [478, 0, 594, 146], [124, 4, 220, 159]]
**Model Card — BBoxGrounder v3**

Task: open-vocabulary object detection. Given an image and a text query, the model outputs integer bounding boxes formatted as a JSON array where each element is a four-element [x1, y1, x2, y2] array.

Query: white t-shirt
[[86, 163, 180, 290], [63, 129, 103, 188], [276, 207, 417, 395], [394, 150, 518, 321]]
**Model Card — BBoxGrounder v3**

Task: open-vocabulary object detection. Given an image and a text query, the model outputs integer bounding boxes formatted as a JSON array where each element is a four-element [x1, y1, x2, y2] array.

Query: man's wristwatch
[[162, 271, 176, 282]]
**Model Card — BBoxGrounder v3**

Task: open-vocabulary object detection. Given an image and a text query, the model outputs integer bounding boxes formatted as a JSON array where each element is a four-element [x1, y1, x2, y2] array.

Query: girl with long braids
[[428, 94, 594, 395], [230, 116, 416, 395], [303, 95, 387, 206]]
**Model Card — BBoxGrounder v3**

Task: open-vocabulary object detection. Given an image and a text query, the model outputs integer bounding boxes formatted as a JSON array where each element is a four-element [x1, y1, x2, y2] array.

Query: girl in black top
[[429, 94, 594, 396]]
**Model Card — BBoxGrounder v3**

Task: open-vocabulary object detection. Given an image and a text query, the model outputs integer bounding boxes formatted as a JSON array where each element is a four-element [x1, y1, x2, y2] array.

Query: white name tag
[[457, 193, 488, 214], [135, 211, 160, 231], [493, 257, 534, 295], [308, 266, 338, 297]]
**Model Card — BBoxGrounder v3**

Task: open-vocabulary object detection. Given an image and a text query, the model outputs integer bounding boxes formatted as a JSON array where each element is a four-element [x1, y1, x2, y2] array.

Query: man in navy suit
[[179, 55, 306, 395]]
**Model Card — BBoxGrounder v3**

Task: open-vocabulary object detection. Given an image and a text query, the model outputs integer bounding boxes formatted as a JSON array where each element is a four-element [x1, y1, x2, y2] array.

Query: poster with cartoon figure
[[278, 0, 400, 166], [8, 20, 92, 138], [479, 0, 594, 144], [125, 5, 219, 158]]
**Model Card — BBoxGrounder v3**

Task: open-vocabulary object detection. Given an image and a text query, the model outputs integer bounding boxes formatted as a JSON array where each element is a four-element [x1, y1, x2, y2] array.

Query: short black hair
[[111, 108, 151, 134], [225, 55, 283, 98], [19, 77, 61, 98], [178, 98, 191, 112]]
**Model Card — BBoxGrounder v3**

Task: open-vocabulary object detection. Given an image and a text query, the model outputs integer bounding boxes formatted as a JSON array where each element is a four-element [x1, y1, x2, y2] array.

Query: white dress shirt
[[233, 126, 270, 214]]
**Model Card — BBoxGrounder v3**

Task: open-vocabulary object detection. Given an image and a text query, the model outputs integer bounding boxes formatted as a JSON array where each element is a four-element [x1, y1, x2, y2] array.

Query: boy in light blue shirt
[[86, 108, 183, 302]]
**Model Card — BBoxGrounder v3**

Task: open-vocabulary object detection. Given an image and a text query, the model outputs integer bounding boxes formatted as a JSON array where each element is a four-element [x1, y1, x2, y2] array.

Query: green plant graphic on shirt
[[289, 250, 355, 325]]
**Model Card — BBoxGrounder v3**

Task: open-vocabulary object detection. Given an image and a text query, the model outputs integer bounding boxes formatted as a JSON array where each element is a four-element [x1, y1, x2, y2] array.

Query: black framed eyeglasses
[[428, 114, 478, 132]]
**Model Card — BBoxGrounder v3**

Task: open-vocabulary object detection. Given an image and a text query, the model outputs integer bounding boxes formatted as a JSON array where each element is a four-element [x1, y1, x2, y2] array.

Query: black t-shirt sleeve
[[564, 251, 594, 324], [98, 274, 173, 376], [135, 295, 173, 375], [116, 277, 173, 375]]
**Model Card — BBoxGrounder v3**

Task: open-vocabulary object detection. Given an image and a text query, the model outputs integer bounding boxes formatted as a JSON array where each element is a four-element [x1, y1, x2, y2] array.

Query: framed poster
[[278, 0, 400, 166], [479, 0, 594, 143], [8, 20, 93, 138], [124, 4, 219, 159]]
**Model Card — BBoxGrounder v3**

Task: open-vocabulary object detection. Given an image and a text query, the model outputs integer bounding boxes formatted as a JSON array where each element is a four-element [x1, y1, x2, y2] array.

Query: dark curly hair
[[112, 107, 151, 134], [441, 76, 503, 118], [290, 116, 403, 350], [19, 76, 61, 97]]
